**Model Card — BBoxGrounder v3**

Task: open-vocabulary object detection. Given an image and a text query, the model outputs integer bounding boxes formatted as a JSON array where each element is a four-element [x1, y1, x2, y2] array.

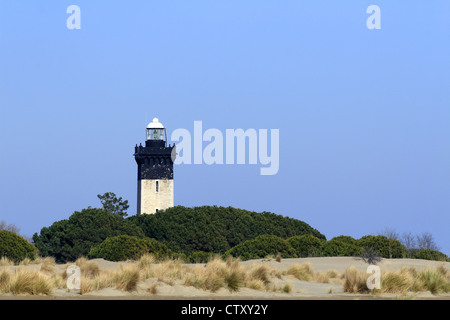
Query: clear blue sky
[[1, 1, 449, 255]]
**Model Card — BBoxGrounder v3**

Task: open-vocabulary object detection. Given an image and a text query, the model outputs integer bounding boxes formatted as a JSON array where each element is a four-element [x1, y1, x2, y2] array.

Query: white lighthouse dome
[[147, 117, 164, 129]]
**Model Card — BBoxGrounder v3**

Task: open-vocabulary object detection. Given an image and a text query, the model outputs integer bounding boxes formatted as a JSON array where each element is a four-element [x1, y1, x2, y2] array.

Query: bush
[[32, 208, 144, 263], [0, 230, 38, 264], [413, 249, 448, 261], [322, 236, 360, 257], [287, 235, 325, 258], [224, 235, 297, 261], [127, 205, 325, 256], [188, 251, 218, 263], [89, 235, 171, 261], [357, 235, 406, 259]]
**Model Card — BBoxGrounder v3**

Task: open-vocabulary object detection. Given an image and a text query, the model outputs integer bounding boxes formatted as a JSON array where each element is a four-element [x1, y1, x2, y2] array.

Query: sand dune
[[1, 257, 449, 300]]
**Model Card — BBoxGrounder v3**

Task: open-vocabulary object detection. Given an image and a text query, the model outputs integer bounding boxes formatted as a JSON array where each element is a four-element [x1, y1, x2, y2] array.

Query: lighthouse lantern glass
[[147, 128, 164, 140]]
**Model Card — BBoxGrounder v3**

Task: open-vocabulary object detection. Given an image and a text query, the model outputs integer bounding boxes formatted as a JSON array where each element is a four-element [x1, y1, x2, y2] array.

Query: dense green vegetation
[[413, 249, 448, 261], [321, 235, 406, 259], [225, 235, 298, 261], [32, 208, 144, 263], [31, 205, 325, 263], [25, 202, 448, 263], [187, 251, 218, 263], [88, 235, 170, 261], [0, 230, 38, 263], [357, 235, 405, 259], [287, 234, 325, 258], [322, 236, 361, 257], [127, 206, 326, 255]]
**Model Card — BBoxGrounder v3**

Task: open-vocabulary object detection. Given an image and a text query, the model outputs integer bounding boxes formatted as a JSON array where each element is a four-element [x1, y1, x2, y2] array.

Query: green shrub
[[88, 235, 170, 261], [357, 235, 406, 259], [0, 230, 38, 264], [91, 235, 170, 261], [405, 248, 421, 259], [143, 237, 172, 258], [188, 251, 218, 263], [127, 206, 325, 256], [224, 235, 297, 261], [413, 249, 448, 261], [322, 236, 360, 257], [287, 235, 325, 257], [32, 208, 144, 263]]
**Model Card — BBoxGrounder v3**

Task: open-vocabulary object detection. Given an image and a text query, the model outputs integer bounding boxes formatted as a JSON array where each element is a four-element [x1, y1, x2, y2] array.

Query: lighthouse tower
[[134, 118, 175, 214]]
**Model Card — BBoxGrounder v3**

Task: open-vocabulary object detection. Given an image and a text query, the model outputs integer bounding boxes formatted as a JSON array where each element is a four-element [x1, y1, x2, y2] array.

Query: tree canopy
[[97, 192, 129, 217], [225, 234, 298, 261], [287, 234, 325, 258], [29, 201, 448, 264], [322, 236, 360, 257], [32, 208, 143, 263], [127, 205, 325, 255], [357, 235, 406, 259]]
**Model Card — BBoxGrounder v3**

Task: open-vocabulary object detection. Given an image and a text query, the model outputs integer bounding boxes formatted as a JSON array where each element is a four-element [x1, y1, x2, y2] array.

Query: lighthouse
[[134, 118, 175, 214]]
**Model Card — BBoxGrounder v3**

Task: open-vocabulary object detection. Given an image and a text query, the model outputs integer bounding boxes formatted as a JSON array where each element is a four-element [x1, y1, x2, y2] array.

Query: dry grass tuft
[[137, 254, 157, 270], [61, 258, 101, 294], [0, 269, 11, 292], [19, 258, 32, 266], [3, 269, 53, 295], [326, 269, 339, 279], [184, 257, 246, 292], [412, 268, 450, 294], [436, 263, 449, 278], [75, 257, 100, 278], [381, 267, 415, 294], [376, 265, 450, 295], [80, 272, 112, 294], [0, 257, 13, 267], [285, 263, 314, 281], [147, 258, 186, 284], [81, 264, 142, 294], [275, 253, 282, 263], [342, 264, 450, 295], [282, 263, 341, 284], [52, 274, 66, 289], [148, 282, 158, 294], [314, 271, 330, 283], [40, 257, 56, 274], [342, 267, 370, 294], [247, 264, 276, 287], [113, 265, 140, 292], [246, 279, 266, 291]]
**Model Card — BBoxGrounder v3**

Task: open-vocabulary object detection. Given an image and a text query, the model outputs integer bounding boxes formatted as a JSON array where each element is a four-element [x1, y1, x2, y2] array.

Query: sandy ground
[[1, 257, 449, 300]]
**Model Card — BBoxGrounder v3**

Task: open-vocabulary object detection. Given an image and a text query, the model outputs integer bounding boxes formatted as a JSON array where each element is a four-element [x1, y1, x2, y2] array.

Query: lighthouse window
[[156, 181, 159, 193]]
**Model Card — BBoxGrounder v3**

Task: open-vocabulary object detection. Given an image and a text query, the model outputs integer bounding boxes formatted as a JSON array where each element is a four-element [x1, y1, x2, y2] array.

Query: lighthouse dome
[[147, 117, 164, 129]]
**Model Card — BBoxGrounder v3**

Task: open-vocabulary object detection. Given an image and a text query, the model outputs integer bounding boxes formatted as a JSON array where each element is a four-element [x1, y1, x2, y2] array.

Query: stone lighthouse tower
[[134, 118, 175, 214]]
